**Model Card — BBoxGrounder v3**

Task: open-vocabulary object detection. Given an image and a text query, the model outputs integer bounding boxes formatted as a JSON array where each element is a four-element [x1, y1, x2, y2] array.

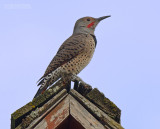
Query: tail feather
[[33, 86, 47, 98], [34, 76, 60, 98], [37, 78, 44, 86], [34, 68, 62, 98]]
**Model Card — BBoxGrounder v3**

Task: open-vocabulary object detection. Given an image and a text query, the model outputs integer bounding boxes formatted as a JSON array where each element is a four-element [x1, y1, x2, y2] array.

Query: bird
[[34, 15, 111, 98]]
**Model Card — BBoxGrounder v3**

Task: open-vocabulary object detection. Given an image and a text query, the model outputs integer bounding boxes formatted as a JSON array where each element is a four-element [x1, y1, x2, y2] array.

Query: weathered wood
[[86, 88, 121, 123], [70, 89, 124, 129], [76, 83, 92, 96], [16, 89, 67, 129], [34, 95, 70, 129], [15, 89, 123, 129], [12, 78, 124, 129], [69, 95, 106, 129], [11, 80, 64, 129]]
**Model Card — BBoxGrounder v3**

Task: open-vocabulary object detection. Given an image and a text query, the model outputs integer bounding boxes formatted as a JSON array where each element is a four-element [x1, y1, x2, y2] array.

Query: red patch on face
[[87, 22, 95, 28]]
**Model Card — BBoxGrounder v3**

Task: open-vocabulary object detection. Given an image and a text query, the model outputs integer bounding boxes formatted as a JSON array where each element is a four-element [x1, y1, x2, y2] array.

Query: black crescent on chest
[[90, 34, 97, 47]]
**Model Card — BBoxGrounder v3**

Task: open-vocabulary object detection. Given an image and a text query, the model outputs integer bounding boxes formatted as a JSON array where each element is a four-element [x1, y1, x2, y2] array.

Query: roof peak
[[11, 80, 123, 129]]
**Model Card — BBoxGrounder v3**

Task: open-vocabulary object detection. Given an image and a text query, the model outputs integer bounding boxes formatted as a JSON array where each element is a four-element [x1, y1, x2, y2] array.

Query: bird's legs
[[61, 73, 87, 85], [70, 74, 89, 86], [61, 73, 90, 92], [71, 74, 92, 96], [70, 74, 83, 82]]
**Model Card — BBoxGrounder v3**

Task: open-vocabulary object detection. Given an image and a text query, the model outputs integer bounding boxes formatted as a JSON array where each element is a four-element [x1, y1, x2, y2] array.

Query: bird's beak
[[97, 15, 111, 22]]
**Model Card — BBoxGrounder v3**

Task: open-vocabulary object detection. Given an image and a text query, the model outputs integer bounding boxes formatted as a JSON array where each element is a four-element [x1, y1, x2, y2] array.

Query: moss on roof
[[11, 80, 64, 129], [11, 80, 123, 129], [86, 88, 121, 123]]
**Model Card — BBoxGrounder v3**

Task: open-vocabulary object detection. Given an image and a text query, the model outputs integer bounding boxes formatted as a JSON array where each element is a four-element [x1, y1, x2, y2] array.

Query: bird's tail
[[33, 86, 47, 98], [34, 75, 61, 99], [34, 68, 63, 98]]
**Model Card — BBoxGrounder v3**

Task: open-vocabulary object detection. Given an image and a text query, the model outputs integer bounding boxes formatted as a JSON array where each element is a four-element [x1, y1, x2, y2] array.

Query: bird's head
[[73, 15, 111, 35]]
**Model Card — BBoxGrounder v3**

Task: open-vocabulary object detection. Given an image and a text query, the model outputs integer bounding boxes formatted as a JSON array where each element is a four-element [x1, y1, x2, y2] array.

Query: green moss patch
[[86, 88, 121, 123], [11, 82, 64, 129]]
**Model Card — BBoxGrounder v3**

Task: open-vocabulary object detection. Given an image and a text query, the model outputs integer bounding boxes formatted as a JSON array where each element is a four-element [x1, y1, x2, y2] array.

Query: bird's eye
[[87, 18, 90, 21]]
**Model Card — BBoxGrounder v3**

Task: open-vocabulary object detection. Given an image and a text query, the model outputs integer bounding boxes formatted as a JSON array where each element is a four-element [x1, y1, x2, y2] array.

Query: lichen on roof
[[86, 88, 121, 123], [11, 80, 123, 129], [11, 80, 64, 129]]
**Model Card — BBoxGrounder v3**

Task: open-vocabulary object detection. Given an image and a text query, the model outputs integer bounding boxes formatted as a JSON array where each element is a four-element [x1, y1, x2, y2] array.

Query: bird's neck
[[73, 27, 95, 35]]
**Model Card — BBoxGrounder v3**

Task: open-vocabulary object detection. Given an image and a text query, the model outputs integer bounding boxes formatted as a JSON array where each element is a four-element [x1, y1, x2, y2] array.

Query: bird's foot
[[71, 74, 90, 86]]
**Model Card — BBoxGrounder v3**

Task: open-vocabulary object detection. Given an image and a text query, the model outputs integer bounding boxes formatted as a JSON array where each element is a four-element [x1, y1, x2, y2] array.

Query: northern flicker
[[34, 15, 110, 98]]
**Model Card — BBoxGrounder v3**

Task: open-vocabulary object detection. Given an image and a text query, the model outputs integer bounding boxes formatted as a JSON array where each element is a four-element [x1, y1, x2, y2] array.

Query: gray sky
[[0, 0, 160, 128]]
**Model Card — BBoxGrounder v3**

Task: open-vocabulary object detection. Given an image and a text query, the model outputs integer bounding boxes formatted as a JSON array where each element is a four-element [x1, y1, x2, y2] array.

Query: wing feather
[[38, 33, 87, 83]]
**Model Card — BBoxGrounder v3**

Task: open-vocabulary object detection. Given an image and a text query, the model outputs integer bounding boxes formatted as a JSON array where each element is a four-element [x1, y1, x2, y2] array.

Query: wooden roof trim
[[16, 89, 68, 129], [70, 89, 124, 129], [33, 95, 106, 129], [11, 80, 65, 129]]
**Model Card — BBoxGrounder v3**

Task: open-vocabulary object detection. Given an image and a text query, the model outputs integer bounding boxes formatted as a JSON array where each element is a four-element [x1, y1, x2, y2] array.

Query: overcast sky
[[0, 0, 160, 129]]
